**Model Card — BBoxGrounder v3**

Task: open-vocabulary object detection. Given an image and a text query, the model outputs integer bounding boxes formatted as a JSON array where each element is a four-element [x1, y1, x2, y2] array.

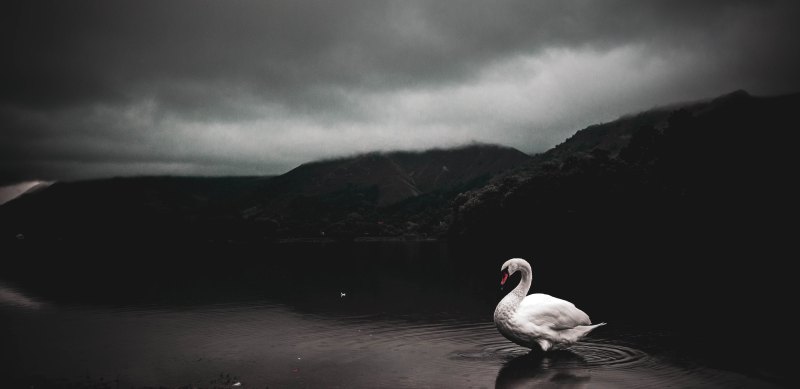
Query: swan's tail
[[564, 322, 606, 343]]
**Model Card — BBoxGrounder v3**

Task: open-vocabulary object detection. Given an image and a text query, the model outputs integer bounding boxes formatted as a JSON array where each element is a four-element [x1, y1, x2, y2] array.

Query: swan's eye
[[500, 271, 509, 285]]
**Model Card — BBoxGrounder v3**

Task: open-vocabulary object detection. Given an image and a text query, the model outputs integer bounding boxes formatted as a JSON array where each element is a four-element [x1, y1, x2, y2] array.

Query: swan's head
[[500, 258, 530, 285]]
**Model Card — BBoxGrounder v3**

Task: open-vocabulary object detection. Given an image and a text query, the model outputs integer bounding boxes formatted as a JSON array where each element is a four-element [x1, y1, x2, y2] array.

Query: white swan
[[494, 258, 604, 351]]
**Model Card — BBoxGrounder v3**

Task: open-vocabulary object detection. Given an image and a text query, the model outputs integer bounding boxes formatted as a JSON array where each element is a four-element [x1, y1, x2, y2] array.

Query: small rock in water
[[233, 382, 242, 387]]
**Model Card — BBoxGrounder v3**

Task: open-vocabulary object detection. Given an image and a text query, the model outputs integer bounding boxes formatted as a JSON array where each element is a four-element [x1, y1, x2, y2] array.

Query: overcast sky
[[2, 0, 799, 183]]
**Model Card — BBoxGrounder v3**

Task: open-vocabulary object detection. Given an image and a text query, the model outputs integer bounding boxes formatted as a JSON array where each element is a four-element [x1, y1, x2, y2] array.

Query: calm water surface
[[0, 241, 786, 388]]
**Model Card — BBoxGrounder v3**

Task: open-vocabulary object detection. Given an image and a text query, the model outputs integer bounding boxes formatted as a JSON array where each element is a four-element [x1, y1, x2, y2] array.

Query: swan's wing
[[518, 293, 591, 330]]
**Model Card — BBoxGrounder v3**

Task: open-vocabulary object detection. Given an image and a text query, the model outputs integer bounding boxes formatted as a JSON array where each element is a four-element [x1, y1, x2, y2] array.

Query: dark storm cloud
[[2, 0, 799, 183], [6, 0, 796, 110]]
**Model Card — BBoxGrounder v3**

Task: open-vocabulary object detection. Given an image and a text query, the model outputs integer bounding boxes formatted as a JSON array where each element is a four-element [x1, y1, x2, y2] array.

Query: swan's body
[[494, 258, 604, 351]]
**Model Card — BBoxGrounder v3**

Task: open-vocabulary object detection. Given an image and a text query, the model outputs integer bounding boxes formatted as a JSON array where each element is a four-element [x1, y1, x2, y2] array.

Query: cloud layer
[[2, 0, 799, 183]]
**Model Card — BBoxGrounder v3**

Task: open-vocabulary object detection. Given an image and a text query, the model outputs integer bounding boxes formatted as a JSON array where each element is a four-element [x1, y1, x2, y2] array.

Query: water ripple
[[569, 341, 649, 368], [451, 335, 649, 371]]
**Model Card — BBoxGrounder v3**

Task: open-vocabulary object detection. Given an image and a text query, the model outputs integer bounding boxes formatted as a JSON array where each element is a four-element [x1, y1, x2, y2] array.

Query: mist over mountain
[[240, 144, 530, 237], [0, 144, 529, 241], [2, 90, 797, 247]]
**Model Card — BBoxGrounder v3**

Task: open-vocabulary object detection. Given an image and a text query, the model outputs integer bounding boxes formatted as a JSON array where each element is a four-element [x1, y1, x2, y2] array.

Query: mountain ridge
[[450, 89, 798, 239], [0, 143, 529, 240], [2, 89, 797, 242]]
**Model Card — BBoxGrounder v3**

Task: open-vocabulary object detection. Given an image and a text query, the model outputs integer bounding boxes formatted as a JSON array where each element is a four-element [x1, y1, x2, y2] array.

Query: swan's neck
[[500, 264, 532, 311]]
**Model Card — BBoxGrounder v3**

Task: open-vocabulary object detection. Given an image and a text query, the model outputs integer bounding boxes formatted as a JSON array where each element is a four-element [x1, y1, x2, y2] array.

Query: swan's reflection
[[495, 349, 591, 389]]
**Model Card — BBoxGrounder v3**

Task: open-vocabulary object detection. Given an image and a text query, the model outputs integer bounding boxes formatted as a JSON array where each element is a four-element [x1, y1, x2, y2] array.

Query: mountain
[[451, 90, 798, 241], [541, 90, 753, 161], [3, 89, 796, 245], [0, 176, 268, 241], [246, 143, 530, 208], [0, 144, 529, 241], [237, 144, 530, 237]]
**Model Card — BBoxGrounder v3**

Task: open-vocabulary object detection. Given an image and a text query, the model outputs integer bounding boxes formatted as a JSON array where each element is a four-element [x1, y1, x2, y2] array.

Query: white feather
[[494, 258, 605, 351]]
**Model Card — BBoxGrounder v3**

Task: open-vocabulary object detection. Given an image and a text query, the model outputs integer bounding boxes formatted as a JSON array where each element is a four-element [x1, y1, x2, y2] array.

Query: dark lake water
[[0, 241, 789, 388]]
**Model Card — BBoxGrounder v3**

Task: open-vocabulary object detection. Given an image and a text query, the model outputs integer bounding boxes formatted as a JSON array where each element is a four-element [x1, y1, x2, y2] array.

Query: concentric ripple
[[452, 334, 649, 371], [568, 340, 649, 368]]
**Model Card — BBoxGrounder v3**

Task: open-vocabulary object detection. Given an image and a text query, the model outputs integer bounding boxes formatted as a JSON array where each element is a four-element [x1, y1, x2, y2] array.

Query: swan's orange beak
[[500, 271, 509, 285]]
